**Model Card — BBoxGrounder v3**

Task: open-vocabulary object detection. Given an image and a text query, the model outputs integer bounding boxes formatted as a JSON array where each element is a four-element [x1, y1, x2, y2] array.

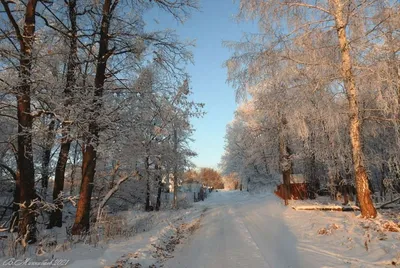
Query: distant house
[[275, 174, 310, 200], [180, 181, 202, 193]]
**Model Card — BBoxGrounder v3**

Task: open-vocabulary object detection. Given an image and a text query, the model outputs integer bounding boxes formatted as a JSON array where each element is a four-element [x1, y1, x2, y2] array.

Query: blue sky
[[145, 0, 257, 169]]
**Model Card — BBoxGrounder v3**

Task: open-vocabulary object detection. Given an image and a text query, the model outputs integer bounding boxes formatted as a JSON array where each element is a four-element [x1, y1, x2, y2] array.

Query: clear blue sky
[[145, 0, 257, 169]]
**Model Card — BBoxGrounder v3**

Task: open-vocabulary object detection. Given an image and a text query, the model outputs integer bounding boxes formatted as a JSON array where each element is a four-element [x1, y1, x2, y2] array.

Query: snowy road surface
[[166, 191, 340, 268], [56, 190, 390, 268]]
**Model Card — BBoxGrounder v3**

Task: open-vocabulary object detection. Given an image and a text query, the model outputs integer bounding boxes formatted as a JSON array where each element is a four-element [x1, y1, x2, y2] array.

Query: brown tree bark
[[48, 0, 78, 229], [16, 0, 38, 243], [48, 140, 70, 228], [72, 0, 116, 235], [331, 0, 377, 218], [1, 0, 39, 243]]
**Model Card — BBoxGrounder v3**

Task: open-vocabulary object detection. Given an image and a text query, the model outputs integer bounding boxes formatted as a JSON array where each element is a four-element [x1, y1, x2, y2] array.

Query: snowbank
[[285, 198, 400, 267]]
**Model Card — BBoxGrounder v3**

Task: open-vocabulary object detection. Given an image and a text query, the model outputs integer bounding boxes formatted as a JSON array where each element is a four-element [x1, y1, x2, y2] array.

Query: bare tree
[[1, 0, 39, 242], [72, 0, 117, 235], [48, 0, 79, 229]]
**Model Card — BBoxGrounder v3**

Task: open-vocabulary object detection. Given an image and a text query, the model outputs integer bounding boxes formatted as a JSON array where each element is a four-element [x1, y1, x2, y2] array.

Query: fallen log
[[292, 205, 360, 211], [378, 197, 400, 209]]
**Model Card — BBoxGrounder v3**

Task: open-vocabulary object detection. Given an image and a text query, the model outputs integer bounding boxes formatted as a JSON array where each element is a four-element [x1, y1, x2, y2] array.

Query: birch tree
[[223, 0, 400, 218]]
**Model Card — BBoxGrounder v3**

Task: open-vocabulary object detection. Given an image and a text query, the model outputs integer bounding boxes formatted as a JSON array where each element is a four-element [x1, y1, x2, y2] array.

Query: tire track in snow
[[165, 204, 269, 268], [236, 202, 306, 268], [227, 207, 273, 268]]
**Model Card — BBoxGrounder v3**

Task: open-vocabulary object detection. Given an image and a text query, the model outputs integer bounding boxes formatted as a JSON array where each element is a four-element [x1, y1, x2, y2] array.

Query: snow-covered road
[[165, 191, 313, 268], [55, 190, 393, 268]]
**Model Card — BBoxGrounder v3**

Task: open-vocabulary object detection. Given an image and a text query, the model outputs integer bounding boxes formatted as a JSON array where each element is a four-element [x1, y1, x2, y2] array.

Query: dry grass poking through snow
[[108, 208, 207, 268]]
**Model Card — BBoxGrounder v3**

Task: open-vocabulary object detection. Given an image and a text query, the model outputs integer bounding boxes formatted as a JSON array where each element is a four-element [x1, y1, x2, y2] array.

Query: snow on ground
[[165, 190, 400, 268], [56, 208, 206, 268], [287, 198, 400, 267], [0, 205, 205, 268], [1, 191, 399, 268]]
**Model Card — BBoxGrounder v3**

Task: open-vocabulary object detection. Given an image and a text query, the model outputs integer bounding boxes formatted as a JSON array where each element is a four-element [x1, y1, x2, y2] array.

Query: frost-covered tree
[[222, 0, 399, 217], [0, 0, 202, 240]]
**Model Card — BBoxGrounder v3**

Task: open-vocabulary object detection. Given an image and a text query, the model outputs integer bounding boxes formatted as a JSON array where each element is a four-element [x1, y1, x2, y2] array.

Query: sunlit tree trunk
[[72, 0, 116, 234], [1, 0, 39, 243], [331, 0, 376, 218]]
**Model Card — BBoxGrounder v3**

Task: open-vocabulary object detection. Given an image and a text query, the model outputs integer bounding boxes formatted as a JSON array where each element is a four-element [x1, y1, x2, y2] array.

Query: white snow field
[[15, 190, 396, 268], [165, 191, 399, 268]]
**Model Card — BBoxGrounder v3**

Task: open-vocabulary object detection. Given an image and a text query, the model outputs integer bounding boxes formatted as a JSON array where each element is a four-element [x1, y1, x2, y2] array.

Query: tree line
[[183, 168, 227, 190], [0, 0, 202, 246], [221, 0, 399, 218]]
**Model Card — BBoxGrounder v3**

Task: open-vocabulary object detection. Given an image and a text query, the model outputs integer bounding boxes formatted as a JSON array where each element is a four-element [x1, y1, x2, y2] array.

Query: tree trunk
[[279, 115, 291, 206], [145, 179, 151, 211], [96, 175, 129, 222], [72, 146, 96, 234], [11, 171, 20, 232], [17, 5, 38, 243], [173, 129, 178, 209], [173, 169, 178, 208], [72, 0, 115, 235], [156, 181, 162, 211], [41, 118, 55, 192], [48, 141, 71, 228], [380, 163, 386, 199], [282, 168, 291, 205], [144, 156, 152, 211], [155, 160, 162, 211], [0, 164, 19, 226], [1, 0, 39, 243], [48, 0, 78, 229], [331, 0, 376, 218], [70, 142, 80, 195]]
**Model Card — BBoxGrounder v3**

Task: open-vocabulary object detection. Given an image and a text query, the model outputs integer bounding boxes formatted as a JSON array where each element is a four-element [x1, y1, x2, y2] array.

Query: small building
[[180, 181, 202, 193], [275, 174, 310, 200]]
